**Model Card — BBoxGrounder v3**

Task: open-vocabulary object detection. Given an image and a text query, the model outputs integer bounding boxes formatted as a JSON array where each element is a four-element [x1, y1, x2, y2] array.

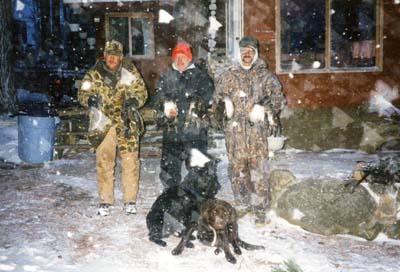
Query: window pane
[[280, 0, 325, 71], [109, 17, 129, 56], [130, 18, 148, 56], [331, 0, 376, 68]]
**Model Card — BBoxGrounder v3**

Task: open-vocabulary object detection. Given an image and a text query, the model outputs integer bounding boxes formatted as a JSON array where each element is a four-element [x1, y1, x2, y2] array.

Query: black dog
[[172, 199, 265, 264], [146, 157, 221, 247]]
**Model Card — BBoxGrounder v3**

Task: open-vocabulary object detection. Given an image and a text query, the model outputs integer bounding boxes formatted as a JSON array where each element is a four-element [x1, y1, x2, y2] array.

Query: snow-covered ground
[[1, 115, 400, 272]]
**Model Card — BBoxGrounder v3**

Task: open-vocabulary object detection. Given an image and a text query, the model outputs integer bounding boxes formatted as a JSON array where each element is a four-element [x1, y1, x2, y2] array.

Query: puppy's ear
[[200, 210, 210, 225]]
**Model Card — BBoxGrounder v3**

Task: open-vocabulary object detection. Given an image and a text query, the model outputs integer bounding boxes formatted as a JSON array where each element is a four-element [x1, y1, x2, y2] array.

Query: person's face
[[173, 53, 191, 72], [104, 52, 123, 71], [240, 47, 256, 66]]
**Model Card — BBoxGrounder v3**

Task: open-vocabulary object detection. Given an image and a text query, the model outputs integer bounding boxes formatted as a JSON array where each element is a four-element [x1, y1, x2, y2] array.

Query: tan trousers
[[96, 126, 139, 204]]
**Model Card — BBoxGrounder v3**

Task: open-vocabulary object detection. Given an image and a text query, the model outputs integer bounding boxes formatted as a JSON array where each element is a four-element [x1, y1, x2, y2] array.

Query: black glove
[[122, 97, 144, 137], [211, 100, 226, 131], [87, 96, 99, 107], [123, 97, 139, 110]]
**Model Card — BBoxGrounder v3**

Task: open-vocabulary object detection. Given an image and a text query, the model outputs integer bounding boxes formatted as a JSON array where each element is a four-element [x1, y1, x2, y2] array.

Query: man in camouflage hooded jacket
[[78, 40, 148, 216], [213, 36, 286, 223]]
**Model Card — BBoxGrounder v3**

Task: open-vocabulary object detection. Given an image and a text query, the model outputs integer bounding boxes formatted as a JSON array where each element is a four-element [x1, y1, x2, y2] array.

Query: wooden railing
[[54, 106, 163, 159]]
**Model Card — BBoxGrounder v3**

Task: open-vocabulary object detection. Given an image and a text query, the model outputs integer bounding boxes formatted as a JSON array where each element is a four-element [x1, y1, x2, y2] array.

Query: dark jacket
[[154, 63, 214, 142]]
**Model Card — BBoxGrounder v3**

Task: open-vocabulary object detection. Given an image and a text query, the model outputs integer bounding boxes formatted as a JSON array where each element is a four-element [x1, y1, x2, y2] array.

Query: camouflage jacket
[[214, 58, 286, 156], [214, 58, 286, 121], [78, 58, 148, 153], [154, 63, 214, 141]]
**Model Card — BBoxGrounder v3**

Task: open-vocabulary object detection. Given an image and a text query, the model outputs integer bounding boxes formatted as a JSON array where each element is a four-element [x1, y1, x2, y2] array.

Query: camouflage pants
[[227, 156, 270, 209], [225, 126, 270, 210], [96, 126, 140, 204]]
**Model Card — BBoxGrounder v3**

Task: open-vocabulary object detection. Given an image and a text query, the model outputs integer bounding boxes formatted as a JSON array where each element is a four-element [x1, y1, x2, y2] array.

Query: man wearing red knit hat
[[154, 41, 214, 188]]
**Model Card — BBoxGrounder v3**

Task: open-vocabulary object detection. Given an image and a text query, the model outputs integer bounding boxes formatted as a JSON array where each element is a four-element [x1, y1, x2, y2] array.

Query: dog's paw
[[225, 254, 237, 264], [233, 247, 242, 255], [149, 236, 167, 247], [214, 248, 222, 255], [171, 247, 183, 255]]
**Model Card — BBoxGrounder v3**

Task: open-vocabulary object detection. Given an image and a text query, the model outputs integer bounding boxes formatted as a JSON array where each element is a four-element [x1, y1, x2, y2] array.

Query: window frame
[[105, 12, 155, 60], [275, 0, 383, 74], [226, 0, 244, 60]]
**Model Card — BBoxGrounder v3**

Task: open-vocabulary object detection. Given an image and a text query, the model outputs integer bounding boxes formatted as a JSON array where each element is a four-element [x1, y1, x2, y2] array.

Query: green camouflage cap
[[239, 36, 259, 49], [104, 40, 123, 55]]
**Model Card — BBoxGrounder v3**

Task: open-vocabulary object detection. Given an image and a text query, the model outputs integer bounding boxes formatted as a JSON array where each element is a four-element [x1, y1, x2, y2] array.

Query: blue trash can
[[18, 115, 56, 163], [17, 101, 56, 163]]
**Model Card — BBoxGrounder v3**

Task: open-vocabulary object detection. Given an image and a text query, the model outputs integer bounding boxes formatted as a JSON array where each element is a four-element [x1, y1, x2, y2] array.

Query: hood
[[237, 46, 259, 70], [172, 61, 196, 73]]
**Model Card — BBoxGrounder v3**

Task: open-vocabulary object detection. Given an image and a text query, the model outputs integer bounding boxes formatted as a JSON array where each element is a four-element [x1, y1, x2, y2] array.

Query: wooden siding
[[244, 0, 400, 108]]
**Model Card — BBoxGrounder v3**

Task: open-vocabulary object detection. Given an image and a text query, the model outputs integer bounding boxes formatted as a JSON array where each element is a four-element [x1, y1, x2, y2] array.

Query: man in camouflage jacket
[[213, 37, 286, 223], [154, 42, 214, 188], [78, 40, 148, 216]]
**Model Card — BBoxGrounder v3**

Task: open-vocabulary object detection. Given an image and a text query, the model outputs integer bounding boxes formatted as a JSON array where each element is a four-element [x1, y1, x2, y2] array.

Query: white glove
[[224, 97, 234, 119], [120, 68, 136, 86], [164, 101, 178, 118], [188, 102, 197, 117], [81, 80, 92, 91], [189, 148, 211, 168], [266, 109, 276, 126], [249, 104, 265, 123]]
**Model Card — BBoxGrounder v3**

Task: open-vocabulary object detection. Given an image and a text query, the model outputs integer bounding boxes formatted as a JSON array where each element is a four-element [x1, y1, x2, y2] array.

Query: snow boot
[[252, 206, 271, 226], [97, 203, 112, 216], [235, 205, 252, 218], [254, 210, 267, 226], [124, 202, 137, 215]]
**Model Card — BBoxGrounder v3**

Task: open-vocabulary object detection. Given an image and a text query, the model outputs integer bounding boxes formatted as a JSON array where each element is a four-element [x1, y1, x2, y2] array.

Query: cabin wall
[[244, 0, 400, 108], [74, 0, 399, 109]]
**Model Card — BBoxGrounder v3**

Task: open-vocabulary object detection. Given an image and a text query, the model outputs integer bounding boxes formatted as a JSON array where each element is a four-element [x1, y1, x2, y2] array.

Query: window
[[277, 0, 382, 73], [105, 12, 155, 59]]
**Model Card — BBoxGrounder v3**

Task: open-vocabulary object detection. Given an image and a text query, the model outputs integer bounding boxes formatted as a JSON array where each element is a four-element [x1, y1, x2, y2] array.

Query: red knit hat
[[172, 42, 192, 60]]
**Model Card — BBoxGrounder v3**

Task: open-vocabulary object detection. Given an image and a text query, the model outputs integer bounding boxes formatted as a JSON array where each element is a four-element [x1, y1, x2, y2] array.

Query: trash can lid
[[18, 101, 56, 117]]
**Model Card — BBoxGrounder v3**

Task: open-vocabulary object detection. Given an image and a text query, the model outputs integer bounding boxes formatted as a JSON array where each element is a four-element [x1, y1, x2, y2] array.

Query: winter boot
[[234, 202, 252, 218], [252, 205, 271, 226], [254, 210, 267, 226], [124, 202, 137, 215], [97, 203, 112, 216]]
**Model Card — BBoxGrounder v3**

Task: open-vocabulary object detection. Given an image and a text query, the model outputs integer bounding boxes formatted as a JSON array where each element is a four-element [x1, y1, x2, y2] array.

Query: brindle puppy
[[172, 199, 265, 264]]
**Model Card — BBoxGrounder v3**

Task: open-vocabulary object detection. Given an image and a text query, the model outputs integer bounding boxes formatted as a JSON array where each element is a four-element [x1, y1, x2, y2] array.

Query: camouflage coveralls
[[214, 58, 286, 209], [78, 58, 148, 204]]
